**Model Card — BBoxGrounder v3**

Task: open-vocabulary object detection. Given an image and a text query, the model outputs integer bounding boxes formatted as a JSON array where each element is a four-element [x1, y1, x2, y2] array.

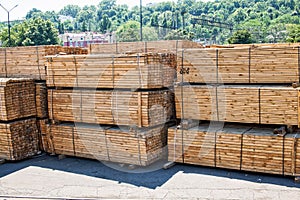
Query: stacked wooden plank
[[0, 78, 38, 160], [47, 123, 168, 166], [168, 124, 300, 176], [48, 89, 174, 128], [0, 45, 88, 80], [36, 82, 48, 119], [46, 53, 176, 89], [0, 78, 36, 121], [43, 42, 177, 166], [175, 85, 300, 127], [0, 118, 39, 161], [88, 40, 203, 54], [177, 45, 299, 84]]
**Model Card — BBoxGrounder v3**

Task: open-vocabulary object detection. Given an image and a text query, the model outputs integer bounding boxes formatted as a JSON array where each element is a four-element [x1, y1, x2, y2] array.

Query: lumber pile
[[0, 118, 39, 161], [177, 45, 300, 84], [46, 53, 176, 89], [0, 78, 36, 121], [0, 45, 88, 80], [48, 89, 174, 128], [46, 123, 168, 166], [36, 82, 48, 119], [174, 85, 300, 126], [88, 40, 203, 54], [168, 124, 300, 176]]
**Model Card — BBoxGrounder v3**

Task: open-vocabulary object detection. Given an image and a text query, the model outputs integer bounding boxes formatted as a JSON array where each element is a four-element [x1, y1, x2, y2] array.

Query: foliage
[[228, 30, 254, 44], [286, 24, 300, 42], [0, 17, 59, 47], [2, 0, 300, 45]]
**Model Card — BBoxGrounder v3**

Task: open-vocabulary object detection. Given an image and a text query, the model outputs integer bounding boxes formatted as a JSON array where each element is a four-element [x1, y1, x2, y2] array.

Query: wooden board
[[45, 123, 169, 166], [48, 88, 174, 128], [0, 45, 88, 80], [36, 82, 48, 118], [175, 84, 300, 126], [0, 78, 36, 121], [0, 118, 39, 160], [168, 124, 300, 176], [88, 40, 203, 54], [37, 119, 50, 153], [46, 53, 176, 89], [176, 45, 299, 84]]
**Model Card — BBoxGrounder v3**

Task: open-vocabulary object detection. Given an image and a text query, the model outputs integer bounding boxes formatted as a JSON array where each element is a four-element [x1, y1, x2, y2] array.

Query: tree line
[[0, 0, 299, 46]]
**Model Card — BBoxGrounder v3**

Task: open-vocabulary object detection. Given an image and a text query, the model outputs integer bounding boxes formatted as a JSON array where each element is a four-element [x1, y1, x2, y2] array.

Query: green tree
[[286, 24, 300, 42], [228, 30, 253, 44], [99, 14, 112, 33], [0, 17, 59, 47], [59, 5, 81, 18], [116, 21, 140, 42]]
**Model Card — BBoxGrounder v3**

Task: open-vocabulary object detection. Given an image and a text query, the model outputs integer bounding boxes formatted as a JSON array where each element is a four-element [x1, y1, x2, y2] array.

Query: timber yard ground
[[0, 154, 299, 199]]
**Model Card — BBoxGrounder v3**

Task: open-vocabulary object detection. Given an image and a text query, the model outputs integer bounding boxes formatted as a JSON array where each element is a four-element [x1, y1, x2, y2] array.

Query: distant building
[[60, 32, 115, 47]]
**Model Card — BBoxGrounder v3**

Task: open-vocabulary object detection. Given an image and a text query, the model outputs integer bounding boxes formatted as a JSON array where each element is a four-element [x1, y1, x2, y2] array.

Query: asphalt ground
[[0, 154, 299, 199]]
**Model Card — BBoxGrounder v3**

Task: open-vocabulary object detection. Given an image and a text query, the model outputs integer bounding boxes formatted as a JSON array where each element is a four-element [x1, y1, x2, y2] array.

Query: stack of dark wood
[[169, 43, 300, 177], [0, 78, 39, 161], [44, 44, 177, 166]]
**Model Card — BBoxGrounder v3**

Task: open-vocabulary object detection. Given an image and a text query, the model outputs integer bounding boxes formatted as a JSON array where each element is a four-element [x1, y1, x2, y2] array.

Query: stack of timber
[[0, 45, 88, 80], [0, 78, 36, 121], [47, 123, 168, 166], [0, 78, 38, 161], [88, 40, 203, 54], [44, 44, 177, 166], [168, 124, 300, 176], [177, 45, 300, 84], [35, 82, 48, 119], [174, 84, 300, 127], [46, 53, 176, 89], [0, 118, 39, 161], [48, 89, 174, 128]]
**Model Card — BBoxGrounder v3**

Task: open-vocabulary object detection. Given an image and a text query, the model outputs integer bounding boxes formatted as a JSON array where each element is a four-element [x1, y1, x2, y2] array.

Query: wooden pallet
[[0, 78, 36, 121], [175, 84, 300, 127], [0, 45, 87, 80], [46, 53, 176, 89], [177, 45, 299, 84], [46, 123, 169, 166], [168, 124, 300, 176], [36, 82, 48, 118], [48, 88, 174, 128], [88, 40, 203, 54], [0, 118, 39, 161]]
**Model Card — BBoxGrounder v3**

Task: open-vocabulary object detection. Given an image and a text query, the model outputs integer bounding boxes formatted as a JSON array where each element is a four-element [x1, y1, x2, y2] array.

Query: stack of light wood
[[0, 45, 88, 80], [177, 45, 300, 84], [46, 53, 176, 89], [0, 78, 36, 121], [0, 78, 38, 160], [0, 118, 39, 161], [175, 84, 299, 127], [88, 40, 203, 54], [168, 124, 300, 176], [37, 118, 50, 153], [45, 123, 168, 166], [35, 82, 48, 119], [48, 89, 174, 128]]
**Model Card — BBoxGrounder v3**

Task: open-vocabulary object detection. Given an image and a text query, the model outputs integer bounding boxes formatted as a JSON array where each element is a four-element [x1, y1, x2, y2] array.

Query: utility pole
[[140, 0, 143, 41], [0, 4, 18, 47]]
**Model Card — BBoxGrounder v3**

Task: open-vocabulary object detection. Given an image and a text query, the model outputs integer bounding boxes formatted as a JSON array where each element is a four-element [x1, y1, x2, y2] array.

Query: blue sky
[[0, 0, 178, 22]]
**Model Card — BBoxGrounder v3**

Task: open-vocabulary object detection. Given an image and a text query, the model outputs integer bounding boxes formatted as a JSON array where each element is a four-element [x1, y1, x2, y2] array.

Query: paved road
[[0, 154, 299, 199]]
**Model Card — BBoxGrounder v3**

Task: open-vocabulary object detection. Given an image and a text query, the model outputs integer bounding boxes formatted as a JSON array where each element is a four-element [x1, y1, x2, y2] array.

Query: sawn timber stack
[[46, 53, 176, 89], [0, 45, 88, 80], [48, 89, 174, 128]]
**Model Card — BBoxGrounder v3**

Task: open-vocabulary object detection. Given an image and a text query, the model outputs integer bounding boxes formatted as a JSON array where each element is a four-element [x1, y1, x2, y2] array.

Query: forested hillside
[[1, 0, 300, 45]]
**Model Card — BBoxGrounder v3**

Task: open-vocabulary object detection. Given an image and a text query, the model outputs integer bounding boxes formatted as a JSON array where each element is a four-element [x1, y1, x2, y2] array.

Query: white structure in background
[[60, 32, 116, 47]]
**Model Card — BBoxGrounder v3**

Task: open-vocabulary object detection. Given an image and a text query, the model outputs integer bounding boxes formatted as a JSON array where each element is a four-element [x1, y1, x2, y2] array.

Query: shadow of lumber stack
[[169, 43, 300, 177], [43, 40, 197, 166]]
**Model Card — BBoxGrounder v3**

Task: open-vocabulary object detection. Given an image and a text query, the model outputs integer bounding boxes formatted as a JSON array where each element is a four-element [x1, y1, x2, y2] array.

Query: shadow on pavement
[[0, 154, 299, 189]]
